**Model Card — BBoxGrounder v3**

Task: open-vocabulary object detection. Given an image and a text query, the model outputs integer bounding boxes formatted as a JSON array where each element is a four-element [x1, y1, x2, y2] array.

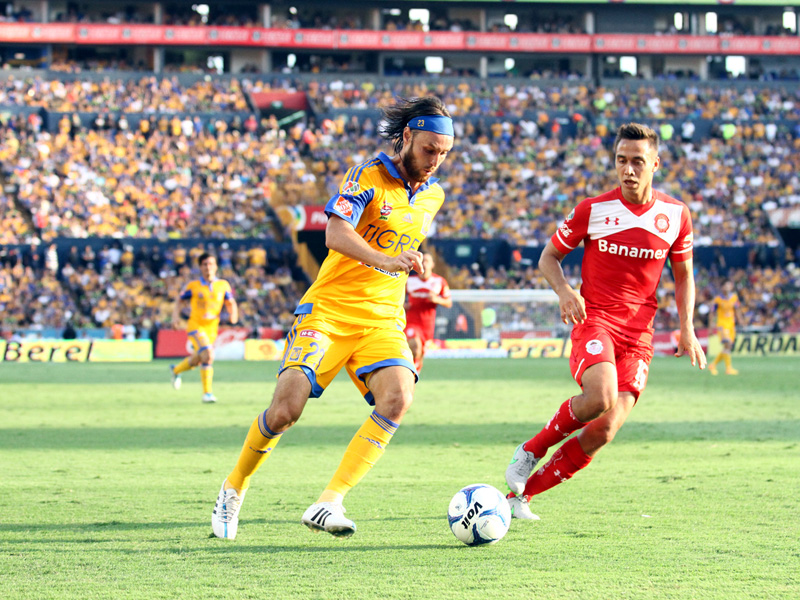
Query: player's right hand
[[385, 250, 424, 274], [558, 288, 586, 325]]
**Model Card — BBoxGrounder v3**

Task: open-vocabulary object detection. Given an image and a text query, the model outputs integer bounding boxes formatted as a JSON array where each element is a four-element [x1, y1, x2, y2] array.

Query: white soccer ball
[[447, 483, 511, 546]]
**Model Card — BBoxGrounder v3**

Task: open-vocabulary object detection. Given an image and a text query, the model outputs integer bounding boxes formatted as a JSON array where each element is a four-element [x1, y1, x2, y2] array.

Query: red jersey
[[552, 187, 693, 341], [405, 273, 450, 341]]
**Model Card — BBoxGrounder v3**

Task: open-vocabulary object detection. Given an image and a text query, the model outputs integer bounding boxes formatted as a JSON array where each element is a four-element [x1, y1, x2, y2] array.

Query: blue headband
[[407, 115, 454, 137]]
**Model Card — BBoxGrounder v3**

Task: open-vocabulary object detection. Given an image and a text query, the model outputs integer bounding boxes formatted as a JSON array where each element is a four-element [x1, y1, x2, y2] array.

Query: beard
[[401, 139, 431, 184]]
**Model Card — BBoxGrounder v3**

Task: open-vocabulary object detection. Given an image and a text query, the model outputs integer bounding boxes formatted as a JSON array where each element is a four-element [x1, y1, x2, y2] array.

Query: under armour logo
[[605, 217, 620, 225]]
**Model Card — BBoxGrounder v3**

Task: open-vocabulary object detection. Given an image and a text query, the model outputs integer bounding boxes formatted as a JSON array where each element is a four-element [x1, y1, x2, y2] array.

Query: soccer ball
[[447, 483, 511, 546]]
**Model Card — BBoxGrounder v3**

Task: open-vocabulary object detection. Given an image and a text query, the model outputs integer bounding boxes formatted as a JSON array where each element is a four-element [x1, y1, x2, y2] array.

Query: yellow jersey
[[713, 293, 739, 328], [180, 278, 233, 331], [297, 152, 445, 327]]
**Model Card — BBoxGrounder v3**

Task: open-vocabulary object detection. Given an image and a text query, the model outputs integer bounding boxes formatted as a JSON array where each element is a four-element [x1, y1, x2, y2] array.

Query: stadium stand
[[0, 0, 798, 342]]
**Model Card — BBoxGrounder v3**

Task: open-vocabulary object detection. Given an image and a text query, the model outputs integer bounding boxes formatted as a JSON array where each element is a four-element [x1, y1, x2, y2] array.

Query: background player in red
[[404, 252, 452, 373], [504, 123, 706, 520]]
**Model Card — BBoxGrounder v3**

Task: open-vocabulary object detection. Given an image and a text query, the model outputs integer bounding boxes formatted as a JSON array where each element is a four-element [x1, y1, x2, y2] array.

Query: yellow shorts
[[187, 327, 217, 353], [279, 312, 416, 405], [718, 324, 736, 344]]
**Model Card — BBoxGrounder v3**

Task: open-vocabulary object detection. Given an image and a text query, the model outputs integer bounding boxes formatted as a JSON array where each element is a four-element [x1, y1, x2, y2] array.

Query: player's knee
[[265, 401, 303, 432], [578, 423, 617, 454], [580, 388, 617, 421], [375, 388, 414, 422], [201, 348, 214, 364]]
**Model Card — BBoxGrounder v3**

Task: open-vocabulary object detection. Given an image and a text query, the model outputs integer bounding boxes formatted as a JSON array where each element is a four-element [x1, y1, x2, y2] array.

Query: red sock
[[523, 397, 586, 458], [522, 437, 592, 499]]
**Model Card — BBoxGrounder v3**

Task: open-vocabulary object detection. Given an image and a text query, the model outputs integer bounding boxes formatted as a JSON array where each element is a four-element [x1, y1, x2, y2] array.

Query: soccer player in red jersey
[[404, 252, 452, 373], [504, 123, 707, 520]]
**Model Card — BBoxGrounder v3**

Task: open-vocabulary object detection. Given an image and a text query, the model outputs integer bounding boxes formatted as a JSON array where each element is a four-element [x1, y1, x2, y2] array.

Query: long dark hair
[[380, 96, 451, 154]]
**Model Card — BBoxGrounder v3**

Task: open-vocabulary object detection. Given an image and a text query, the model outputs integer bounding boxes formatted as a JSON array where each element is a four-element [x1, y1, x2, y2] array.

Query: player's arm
[[432, 281, 453, 308], [326, 214, 422, 274], [225, 296, 239, 325], [171, 291, 189, 327], [539, 240, 584, 325], [671, 258, 707, 369]]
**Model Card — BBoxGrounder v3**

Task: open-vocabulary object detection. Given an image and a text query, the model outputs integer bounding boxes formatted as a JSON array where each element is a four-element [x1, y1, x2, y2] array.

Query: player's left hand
[[674, 331, 707, 370]]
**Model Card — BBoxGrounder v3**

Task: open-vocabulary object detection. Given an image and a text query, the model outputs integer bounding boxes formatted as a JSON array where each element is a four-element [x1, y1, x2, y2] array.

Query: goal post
[[431, 288, 566, 347]]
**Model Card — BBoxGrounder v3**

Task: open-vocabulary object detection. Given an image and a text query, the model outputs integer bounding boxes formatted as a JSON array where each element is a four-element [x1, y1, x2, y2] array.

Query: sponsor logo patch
[[341, 180, 360, 195], [334, 197, 353, 217], [585, 339, 604, 355], [299, 330, 322, 340]]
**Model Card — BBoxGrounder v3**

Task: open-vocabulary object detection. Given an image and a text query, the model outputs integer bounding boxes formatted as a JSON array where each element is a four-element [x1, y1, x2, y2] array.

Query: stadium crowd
[[0, 74, 797, 339], [2, 80, 797, 248], [0, 241, 305, 337]]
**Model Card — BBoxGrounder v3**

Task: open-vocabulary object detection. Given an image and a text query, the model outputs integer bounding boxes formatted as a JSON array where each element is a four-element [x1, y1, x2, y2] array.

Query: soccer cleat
[[507, 495, 540, 521], [505, 443, 541, 496], [170, 365, 181, 390], [726, 368, 739, 375], [202, 393, 217, 403], [301, 502, 356, 537], [211, 483, 246, 540], [709, 365, 719, 376]]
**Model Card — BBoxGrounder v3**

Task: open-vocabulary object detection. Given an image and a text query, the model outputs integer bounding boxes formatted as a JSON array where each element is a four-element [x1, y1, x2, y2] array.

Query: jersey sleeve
[[179, 283, 192, 300], [224, 281, 233, 300], [551, 201, 590, 254], [325, 164, 377, 227], [668, 204, 694, 263], [440, 278, 451, 300]]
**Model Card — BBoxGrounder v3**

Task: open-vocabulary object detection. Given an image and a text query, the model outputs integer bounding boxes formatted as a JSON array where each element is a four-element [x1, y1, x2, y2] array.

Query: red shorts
[[404, 323, 432, 345], [569, 322, 654, 399]]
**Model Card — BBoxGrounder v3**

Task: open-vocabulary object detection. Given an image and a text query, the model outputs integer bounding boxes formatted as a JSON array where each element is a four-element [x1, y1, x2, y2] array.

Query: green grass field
[[1, 357, 798, 600]]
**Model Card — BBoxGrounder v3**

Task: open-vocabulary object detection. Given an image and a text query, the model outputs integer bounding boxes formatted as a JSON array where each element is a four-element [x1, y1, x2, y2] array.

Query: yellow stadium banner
[[89, 340, 152, 362], [731, 333, 800, 356], [0, 340, 93, 362], [244, 339, 285, 361]]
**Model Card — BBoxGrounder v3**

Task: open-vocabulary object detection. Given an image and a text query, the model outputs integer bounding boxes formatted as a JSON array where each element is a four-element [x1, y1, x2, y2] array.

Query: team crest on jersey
[[585, 339, 604, 355], [422, 213, 432, 235], [566, 209, 575, 221], [334, 197, 353, 217], [379, 199, 393, 221], [654, 213, 670, 233], [341, 180, 361, 196], [299, 330, 322, 340]]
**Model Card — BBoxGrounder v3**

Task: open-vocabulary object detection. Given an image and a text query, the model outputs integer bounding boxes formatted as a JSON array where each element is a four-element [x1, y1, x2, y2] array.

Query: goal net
[[427, 289, 567, 359]]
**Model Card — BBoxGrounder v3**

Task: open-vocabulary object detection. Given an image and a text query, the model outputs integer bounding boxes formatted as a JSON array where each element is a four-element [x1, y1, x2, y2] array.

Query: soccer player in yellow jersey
[[708, 280, 742, 375], [211, 97, 455, 540], [170, 253, 239, 403]]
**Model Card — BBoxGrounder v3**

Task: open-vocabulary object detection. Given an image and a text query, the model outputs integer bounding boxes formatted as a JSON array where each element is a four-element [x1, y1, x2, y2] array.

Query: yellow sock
[[710, 354, 721, 368], [201, 364, 213, 394], [318, 411, 398, 504], [722, 354, 732, 369], [227, 410, 283, 491], [172, 358, 193, 375]]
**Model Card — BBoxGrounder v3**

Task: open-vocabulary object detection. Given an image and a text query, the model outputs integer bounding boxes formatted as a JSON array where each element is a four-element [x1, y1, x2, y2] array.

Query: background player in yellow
[[708, 280, 742, 375], [170, 252, 239, 402], [210, 97, 455, 540]]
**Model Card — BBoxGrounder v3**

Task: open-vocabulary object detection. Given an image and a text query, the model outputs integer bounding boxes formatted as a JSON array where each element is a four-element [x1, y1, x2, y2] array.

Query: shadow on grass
[[2, 420, 799, 450]]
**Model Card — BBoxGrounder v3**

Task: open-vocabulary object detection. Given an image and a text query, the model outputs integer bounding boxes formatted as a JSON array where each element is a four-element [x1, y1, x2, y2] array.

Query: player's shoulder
[[652, 190, 686, 207], [339, 156, 384, 194], [571, 188, 620, 212]]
